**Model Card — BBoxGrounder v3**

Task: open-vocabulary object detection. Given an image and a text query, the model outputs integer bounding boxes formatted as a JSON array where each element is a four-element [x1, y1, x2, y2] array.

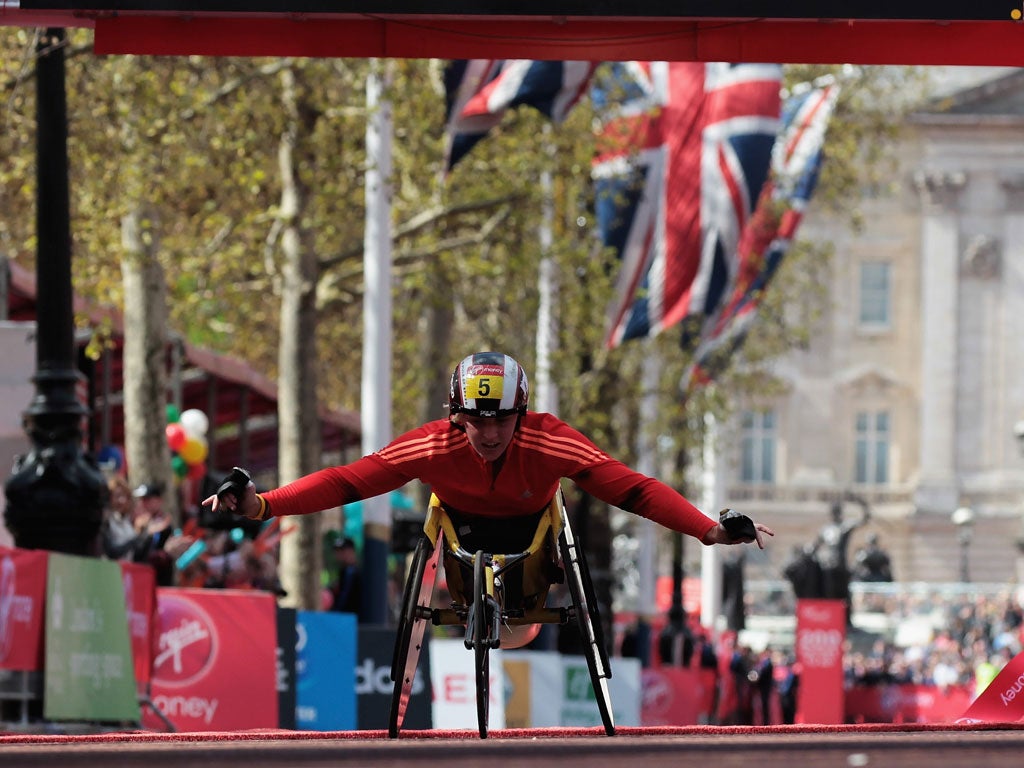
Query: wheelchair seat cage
[[388, 489, 615, 739]]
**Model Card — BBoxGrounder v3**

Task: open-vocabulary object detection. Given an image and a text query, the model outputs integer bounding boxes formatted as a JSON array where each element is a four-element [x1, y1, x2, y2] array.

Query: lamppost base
[[4, 440, 106, 555]]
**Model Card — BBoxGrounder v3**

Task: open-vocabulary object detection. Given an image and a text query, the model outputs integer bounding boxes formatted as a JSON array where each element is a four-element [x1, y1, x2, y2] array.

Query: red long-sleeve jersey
[[262, 412, 717, 542]]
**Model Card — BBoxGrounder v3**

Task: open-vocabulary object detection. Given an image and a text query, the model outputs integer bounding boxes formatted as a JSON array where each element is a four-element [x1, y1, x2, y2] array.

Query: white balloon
[[179, 408, 210, 438]]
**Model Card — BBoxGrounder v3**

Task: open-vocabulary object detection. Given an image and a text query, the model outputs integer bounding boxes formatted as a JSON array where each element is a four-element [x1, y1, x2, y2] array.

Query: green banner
[[43, 553, 141, 723]]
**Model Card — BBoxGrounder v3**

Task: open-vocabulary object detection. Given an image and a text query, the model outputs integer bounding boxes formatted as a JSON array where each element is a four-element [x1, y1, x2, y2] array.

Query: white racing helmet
[[449, 352, 529, 418]]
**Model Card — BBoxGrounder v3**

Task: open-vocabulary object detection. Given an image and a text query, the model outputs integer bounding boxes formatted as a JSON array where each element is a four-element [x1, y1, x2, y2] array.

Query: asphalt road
[[2, 727, 1024, 768]]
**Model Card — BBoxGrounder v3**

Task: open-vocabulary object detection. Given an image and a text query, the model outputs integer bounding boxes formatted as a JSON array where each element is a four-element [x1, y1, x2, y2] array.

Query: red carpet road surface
[[1, 723, 1024, 767]]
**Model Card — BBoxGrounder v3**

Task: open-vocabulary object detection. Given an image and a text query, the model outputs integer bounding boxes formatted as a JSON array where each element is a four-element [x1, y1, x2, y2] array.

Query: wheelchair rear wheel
[[388, 534, 440, 738], [559, 521, 615, 736]]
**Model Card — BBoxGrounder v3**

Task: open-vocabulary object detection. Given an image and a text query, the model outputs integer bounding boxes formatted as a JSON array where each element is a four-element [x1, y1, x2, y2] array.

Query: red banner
[[847, 683, 974, 723], [959, 649, 1024, 723], [0, 547, 48, 672], [641, 666, 705, 725], [795, 599, 846, 724], [144, 587, 279, 731], [120, 561, 157, 688]]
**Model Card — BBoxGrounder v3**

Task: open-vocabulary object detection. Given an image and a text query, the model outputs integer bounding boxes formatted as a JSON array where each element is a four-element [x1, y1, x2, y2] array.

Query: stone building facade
[[722, 69, 1024, 586]]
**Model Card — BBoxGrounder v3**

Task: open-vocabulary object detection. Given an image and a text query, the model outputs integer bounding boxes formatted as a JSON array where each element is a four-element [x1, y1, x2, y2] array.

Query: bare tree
[[121, 208, 176, 522], [274, 64, 323, 609]]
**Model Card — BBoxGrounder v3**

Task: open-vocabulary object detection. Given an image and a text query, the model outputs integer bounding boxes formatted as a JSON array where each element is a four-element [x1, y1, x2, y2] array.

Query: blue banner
[[296, 611, 357, 730]]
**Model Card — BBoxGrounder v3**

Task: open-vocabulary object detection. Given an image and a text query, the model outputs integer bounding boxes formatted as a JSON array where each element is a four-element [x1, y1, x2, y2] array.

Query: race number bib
[[466, 376, 503, 400]]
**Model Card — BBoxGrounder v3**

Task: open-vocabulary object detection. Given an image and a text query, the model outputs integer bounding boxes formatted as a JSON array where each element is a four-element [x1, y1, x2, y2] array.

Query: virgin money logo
[[797, 627, 843, 668], [799, 605, 835, 623], [640, 670, 674, 714], [153, 594, 216, 687]]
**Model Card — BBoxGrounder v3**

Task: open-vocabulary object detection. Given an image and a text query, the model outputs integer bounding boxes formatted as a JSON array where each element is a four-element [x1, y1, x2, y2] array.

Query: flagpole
[[361, 58, 393, 625], [635, 340, 661, 662], [535, 126, 558, 416], [700, 411, 725, 631]]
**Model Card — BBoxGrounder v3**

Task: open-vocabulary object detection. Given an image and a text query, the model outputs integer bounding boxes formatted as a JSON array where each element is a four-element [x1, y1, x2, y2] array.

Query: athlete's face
[[457, 413, 518, 462]]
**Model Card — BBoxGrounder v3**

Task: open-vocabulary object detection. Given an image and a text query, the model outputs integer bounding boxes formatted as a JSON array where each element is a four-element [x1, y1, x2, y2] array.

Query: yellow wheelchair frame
[[388, 488, 614, 739]]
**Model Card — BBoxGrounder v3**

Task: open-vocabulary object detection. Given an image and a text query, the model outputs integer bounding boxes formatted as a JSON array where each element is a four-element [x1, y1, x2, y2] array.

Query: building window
[[740, 409, 776, 484], [855, 410, 890, 484], [859, 261, 891, 328]]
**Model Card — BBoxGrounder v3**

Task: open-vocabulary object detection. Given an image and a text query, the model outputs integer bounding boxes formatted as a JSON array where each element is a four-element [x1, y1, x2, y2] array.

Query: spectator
[[100, 474, 139, 561], [327, 536, 361, 615], [777, 653, 800, 724], [750, 647, 775, 725], [129, 481, 193, 586], [695, 630, 720, 724]]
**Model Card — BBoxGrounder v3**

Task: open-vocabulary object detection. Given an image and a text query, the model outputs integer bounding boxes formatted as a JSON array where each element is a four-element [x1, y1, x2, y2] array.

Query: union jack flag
[[684, 82, 841, 391], [444, 59, 598, 171], [593, 62, 783, 349]]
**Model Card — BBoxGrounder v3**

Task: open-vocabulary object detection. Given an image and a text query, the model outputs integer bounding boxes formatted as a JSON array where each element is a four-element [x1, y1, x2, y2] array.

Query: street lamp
[[951, 506, 975, 583]]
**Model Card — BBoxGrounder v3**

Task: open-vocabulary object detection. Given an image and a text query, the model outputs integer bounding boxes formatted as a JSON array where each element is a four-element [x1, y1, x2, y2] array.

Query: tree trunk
[[275, 64, 322, 610], [121, 207, 177, 522]]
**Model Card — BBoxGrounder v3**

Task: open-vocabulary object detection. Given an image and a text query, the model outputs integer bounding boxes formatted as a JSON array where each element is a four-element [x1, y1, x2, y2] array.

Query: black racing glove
[[719, 508, 757, 542], [216, 466, 252, 502]]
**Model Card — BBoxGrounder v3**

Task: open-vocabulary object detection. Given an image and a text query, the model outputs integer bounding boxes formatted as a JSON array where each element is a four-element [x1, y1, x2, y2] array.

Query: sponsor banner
[[959, 649, 1024, 723], [0, 547, 47, 671], [276, 607, 297, 730], [502, 650, 563, 727], [640, 666, 704, 726], [795, 598, 846, 724], [430, 637, 504, 730], [120, 561, 156, 688], [357, 625, 431, 730], [560, 655, 641, 728], [44, 553, 140, 722], [144, 588, 278, 731], [502, 656, 532, 728], [296, 611, 357, 730], [847, 683, 974, 723]]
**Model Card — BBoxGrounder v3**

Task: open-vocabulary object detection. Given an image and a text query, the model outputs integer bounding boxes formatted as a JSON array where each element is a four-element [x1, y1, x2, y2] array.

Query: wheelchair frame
[[388, 489, 615, 739]]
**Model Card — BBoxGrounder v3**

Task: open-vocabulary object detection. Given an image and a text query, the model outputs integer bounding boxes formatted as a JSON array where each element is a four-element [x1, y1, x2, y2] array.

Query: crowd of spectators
[[842, 588, 1023, 691], [616, 585, 1024, 725], [99, 471, 286, 596]]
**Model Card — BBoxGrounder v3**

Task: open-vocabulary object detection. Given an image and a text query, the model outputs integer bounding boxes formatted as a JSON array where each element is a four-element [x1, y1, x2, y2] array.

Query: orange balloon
[[179, 436, 208, 465]]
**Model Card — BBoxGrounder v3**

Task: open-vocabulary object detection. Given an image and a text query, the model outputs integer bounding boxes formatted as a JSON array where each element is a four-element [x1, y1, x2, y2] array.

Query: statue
[[781, 493, 870, 619], [816, 493, 870, 620], [852, 532, 894, 583], [817, 495, 870, 598], [782, 543, 824, 599]]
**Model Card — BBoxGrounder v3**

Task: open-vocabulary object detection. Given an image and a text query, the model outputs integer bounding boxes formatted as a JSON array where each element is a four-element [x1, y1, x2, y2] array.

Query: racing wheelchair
[[388, 488, 614, 739]]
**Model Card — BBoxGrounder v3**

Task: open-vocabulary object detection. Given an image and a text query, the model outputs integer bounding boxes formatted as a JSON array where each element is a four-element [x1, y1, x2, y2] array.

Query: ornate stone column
[[912, 170, 965, 514], [1001, 176, 1024, 585]]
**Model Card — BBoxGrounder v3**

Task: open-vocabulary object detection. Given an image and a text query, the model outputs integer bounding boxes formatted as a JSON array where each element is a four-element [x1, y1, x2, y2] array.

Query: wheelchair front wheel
[[388, 534, 439, 738], [472, 551, 491, 739]]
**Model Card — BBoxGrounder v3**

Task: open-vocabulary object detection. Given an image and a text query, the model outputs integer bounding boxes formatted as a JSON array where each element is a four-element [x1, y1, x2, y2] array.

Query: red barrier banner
[[640, 666, 704, 725], [0, 547, 47, 671], [795, 599, 845, 724], [120, 562, 157, 687], [959, 649, 1024, 723], [847, 683, 974, 723], [144, 588, 278, 731]]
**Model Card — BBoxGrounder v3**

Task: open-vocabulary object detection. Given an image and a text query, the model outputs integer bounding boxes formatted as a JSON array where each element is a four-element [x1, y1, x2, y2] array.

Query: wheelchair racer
[[205, 351, 774, 643]]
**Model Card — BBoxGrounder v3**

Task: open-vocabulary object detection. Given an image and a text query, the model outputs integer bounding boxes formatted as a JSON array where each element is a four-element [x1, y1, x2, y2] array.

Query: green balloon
[[166, 404, 181, 424], [171, 454, 188, 478]]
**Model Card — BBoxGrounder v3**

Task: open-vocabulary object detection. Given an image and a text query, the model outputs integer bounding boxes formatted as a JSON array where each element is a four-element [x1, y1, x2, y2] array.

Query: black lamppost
[[951, 505, 975, 584], [3, 29, 106, 555]]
